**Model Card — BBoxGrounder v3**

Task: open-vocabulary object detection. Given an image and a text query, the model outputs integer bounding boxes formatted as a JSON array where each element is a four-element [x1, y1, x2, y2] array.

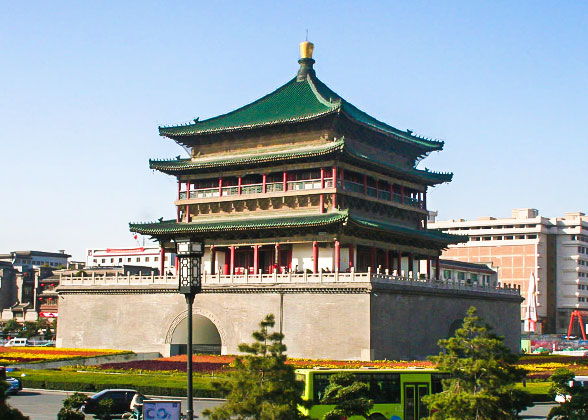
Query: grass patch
[[516, 381, 553, 402], [19, 369, 225, 397]]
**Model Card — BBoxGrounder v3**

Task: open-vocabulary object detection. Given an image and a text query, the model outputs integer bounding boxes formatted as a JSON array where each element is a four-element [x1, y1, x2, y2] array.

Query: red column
[[223, 250, 229, 275], [275, 243, 281, 273], [334, 240, 340, 272], [210, 246, 216, 275], [176, 206, 180, 222], [313, 241, 319, 273], [436, 256, 440, 280], [238, 176, 242, 195], [363, 174, 368, 194], [320, 168, 325, 188], [400, 185, 405, 204], [385, 250, 390, 272], [177, 180, 181, 200], [186, 205, 190, 222], [397, 251, 402, 273], [219, 178, 223, 197], [408, 253, 414, 274], [186, 181, 191, 199], [283, 171, 288, 192], [262, 173, 267, 193], [332, 166, 338, 207], [159, 247, 165, 275], [253, 245, 259, 274], [174, 255, 179, 275], [426, 257, 431, 278], [371, 247, 376, 270], [230, 246, 235, 275], [319, 194, 325, 213]]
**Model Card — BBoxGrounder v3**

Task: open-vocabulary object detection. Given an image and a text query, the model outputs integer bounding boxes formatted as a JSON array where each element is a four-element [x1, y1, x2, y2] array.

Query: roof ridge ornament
[[297, 40, 315, 82]]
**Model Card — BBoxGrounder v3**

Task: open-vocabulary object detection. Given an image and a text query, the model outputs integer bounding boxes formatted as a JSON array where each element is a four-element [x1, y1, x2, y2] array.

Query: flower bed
[[0, 347, 131, 365], [91, 354, 433, 373], [518, 354, 588, 380]]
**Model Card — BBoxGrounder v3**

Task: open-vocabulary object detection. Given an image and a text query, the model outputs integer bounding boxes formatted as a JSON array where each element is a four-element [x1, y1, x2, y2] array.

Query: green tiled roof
[[149, 139, 345, 172], [348, 215, 466, 245], [159, 71, 443, 151], [149, 137, 452, 185], [129, 211, 349, 236], [129, 210, 463, 248]]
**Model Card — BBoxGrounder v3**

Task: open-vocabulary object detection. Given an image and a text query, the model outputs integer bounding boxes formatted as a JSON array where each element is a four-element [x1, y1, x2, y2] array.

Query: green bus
[[295, 368, 445, 420]]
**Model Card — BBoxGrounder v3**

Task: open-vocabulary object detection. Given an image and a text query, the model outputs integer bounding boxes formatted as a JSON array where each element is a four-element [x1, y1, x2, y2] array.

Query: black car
[[81, 389, 137, 416]]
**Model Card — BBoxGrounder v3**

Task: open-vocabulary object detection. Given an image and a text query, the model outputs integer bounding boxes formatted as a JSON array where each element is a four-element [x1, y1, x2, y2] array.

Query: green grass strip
[[18, 369, 224, 398]]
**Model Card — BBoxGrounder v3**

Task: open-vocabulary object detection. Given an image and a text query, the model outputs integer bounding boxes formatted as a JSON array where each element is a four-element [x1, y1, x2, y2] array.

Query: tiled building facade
[[431, 208, 588, 334]]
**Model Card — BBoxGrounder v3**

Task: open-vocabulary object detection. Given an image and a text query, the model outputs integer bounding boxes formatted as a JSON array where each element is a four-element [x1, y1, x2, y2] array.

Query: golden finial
[[300, 40, 314, 59]]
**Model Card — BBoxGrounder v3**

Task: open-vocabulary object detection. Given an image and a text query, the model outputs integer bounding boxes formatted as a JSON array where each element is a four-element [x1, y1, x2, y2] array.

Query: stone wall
[[57, 282, 521, 360]]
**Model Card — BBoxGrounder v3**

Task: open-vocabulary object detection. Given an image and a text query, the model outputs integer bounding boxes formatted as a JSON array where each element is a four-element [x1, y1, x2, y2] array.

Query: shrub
[[57, 407, 85, 420]]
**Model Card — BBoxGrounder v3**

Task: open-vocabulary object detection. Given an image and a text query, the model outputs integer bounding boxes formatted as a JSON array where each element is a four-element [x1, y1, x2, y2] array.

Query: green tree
[[203, 314, 306, 420], [547, 368, 588, 420], [320, 372, 373, 420], [3, 319, 22, 336], [57, 391, 87, 420], [422, 306, 532, 420], [0, 380, 30, 419], [23, 321, 40, 338]]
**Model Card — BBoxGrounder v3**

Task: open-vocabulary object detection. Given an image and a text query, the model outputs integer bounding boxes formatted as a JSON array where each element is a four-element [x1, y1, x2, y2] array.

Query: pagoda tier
[[131, 41, 465, 279]]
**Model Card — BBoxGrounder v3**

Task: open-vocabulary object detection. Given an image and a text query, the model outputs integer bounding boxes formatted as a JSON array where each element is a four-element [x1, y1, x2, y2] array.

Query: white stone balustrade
[[58, 269, 519, 295]]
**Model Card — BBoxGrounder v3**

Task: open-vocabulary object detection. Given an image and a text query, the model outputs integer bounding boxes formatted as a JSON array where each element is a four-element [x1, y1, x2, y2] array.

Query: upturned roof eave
[[129, 210, 350, 239]]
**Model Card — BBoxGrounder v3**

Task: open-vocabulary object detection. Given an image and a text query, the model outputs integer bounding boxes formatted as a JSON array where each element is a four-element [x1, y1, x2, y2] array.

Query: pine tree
[[203, 314, 306, 420], [320, 372, 373, 420], [422, 306, 532, 420], [547, 368, 588, 420]]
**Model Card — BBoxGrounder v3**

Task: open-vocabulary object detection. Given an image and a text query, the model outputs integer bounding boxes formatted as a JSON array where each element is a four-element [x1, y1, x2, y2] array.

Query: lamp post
[[175, 238, 204, 420]]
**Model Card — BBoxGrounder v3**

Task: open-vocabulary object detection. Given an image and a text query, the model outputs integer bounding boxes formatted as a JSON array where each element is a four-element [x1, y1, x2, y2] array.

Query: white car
[[4, 338, 28, 347], [555, 375, 588, 403]]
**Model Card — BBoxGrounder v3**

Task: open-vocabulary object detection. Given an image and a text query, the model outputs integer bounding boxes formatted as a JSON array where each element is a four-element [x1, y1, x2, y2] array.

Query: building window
[[128, 258, 131, 262], [136, 257, 140, 262], [458, 272, 465, 281], [154, 257, 159, 262], [119, 258, 123, 263], [101, 259, 105, 263], [443, 270, 451, 279], [145, 257, 150, 262]]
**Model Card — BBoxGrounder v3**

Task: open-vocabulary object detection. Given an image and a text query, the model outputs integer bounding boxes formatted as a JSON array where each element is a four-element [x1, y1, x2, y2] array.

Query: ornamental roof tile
[[158, 72, 443, 150], [129, 211, 349, 236], [149, 137, 452, 185], [129, 210, 464, 246], [348, 215, 465, 245]]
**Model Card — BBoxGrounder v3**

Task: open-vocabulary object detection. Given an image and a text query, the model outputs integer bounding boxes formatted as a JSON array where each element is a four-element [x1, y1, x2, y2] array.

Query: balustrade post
[[367, 266, 372, 282], [92, 272, 95, 285], [245, 269, 248, 283]]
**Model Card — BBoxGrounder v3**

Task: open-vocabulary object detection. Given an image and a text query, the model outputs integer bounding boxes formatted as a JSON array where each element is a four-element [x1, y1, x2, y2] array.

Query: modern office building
[[0, 250, 70, 270], [86, 246, 176, 274], [431, 209, 588, 334]]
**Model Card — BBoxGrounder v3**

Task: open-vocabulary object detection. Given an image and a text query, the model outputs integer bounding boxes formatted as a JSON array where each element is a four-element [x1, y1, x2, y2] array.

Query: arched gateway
[[165, 309, 226, 355]]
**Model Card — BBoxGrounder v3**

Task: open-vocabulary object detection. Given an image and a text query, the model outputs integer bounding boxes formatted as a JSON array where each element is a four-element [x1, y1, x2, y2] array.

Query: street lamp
[[175, 237, 204, 420]]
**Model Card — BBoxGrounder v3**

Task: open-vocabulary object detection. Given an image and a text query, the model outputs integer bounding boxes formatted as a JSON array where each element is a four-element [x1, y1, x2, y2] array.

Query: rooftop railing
[[58, 270, 519, 296]]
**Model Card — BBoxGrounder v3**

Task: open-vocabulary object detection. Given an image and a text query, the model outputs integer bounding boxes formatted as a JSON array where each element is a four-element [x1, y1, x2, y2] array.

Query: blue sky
[[1, 1, 586, 260]]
